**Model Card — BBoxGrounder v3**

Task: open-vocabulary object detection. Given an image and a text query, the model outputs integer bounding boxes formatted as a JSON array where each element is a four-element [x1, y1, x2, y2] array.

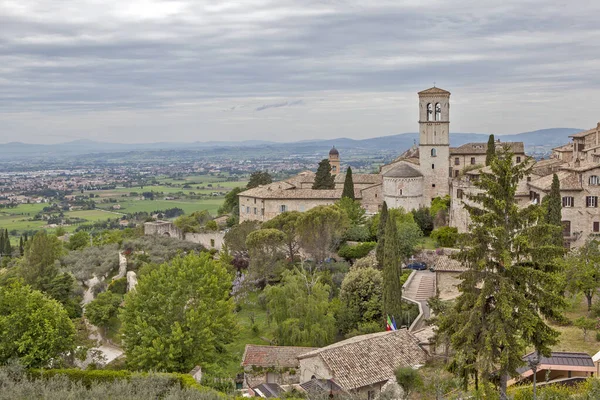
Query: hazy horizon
[[2, 1, 599, 144]]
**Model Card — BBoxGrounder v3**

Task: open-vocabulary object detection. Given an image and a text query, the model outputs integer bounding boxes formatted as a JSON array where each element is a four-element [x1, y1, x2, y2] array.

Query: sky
[[1, 0, 600, 144]]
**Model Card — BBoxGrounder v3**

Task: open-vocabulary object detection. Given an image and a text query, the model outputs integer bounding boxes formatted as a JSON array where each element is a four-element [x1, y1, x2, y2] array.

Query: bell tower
[[329, 146, 340, 175], [417, 87, 451, 202]]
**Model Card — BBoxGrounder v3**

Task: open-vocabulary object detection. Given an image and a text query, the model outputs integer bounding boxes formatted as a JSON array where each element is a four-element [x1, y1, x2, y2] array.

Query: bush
[[430, 226, 458, 248], [338, 242, 376, 261], [107, 277, 127, 295]]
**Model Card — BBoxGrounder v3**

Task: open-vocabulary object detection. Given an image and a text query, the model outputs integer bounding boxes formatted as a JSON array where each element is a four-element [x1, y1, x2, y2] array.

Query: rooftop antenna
[[433, 81, 436, 87]]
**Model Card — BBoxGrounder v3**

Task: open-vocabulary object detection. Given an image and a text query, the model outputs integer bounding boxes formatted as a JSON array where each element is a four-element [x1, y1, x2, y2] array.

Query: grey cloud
[[1, 0, 600, 142], [256, 100, 304, 111]]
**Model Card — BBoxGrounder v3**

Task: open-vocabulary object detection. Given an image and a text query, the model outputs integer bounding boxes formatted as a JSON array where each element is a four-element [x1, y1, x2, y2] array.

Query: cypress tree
[[341, 167, 355, 199], [376, 202, 388, 268], [485, 134, 496, 166], [0, 229, 4, 256], [312, 159, 335, 189], [4, 234, 11, 257], [382, 211, 403, 322], [19, 236, 24, 256]]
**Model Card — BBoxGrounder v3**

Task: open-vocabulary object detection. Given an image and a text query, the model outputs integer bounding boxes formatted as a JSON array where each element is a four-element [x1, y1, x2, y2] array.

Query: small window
[[562, 197, 574, 208], [210, 239, 215, 247], [457, 189, 463, 199], [454, 157, 460, 166], [527, 176, 532, 182], [427, 103, 433, 121], [432, 164, 435, 169], [280, 204, 287, 213], [590, 175, 599, 185], [332, 166, 337, 172], [432, 184, 436, 188], [299, 205, 305, 212], [431, 148, 437, 157], [399, 189, 403, 196], [261, 208, 264, 216], [254, 198, 256, 204], [471, 157, 476, 165], [246, 206, 250, 214], [253, 207, 257, 214], [435, 103, 442, 121], [594, 222, 600, 233], [587, 196, 598, 208], [516, 156, 521, 163], [563, 221, 571, 237], [454, 170, 459, 177]]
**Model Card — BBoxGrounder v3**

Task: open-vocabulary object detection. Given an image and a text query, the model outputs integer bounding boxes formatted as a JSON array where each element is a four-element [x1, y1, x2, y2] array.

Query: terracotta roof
[[252, 383, 284, 398], [298, 330, 428, 390], [242, 345, 318, 368], [285, 171, 315, 185], [434, 255, 467, 272], [450, 141, 525, 155], [239, 186, 362, 200], [516, 352, 595, 375], [531, 158, 566, 177], [334, 173, 382, 185], [382, 163, 423, 178], [552, 143, 573, 152], [418, 87, 451, 96], [528, 170, 582, 191], [570, 127, 598, 138]]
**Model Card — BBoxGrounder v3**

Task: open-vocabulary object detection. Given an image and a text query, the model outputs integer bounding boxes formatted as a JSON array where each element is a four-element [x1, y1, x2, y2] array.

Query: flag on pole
[[392, 316, 397, 331], [386, 315, 396, 331]]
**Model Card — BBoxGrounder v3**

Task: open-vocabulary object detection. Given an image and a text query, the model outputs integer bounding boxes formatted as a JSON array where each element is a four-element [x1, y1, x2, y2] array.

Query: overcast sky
[[1, 0, 599, 144]]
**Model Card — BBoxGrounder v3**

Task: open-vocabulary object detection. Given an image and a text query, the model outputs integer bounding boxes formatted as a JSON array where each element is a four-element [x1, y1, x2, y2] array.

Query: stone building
[[450, 122, 600, 248]]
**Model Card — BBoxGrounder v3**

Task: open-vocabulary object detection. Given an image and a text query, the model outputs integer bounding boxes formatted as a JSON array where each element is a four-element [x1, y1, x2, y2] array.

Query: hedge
[[338, 242, 376, 260], [28, 369, 224, 397]]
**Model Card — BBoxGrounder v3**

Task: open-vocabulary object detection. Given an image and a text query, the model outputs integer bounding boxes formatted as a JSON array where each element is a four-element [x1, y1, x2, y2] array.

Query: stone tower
[[329, 146, 340, 175], [417, 87, 451, 202]]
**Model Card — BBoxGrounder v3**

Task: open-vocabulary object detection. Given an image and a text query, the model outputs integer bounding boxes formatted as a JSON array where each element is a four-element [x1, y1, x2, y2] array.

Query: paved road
[[403, 270, 436, 331]]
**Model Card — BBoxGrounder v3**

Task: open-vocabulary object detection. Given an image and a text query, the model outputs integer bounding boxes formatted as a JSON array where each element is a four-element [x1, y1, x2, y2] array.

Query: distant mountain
[[0, 128, 583, 160]]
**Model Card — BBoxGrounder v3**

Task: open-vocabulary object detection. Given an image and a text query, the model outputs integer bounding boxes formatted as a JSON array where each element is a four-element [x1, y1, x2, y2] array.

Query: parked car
[[406, 261, 427, 271]]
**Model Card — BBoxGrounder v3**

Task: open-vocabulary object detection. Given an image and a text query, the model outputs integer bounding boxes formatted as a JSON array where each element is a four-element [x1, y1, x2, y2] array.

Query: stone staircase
[[403, 271, 436, 331]]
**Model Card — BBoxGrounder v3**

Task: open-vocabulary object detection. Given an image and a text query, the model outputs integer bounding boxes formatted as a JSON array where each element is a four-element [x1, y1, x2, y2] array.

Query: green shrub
[[107, 277, 127, 295], [430, 226, 458, 248], [338, 242, 376, 261]]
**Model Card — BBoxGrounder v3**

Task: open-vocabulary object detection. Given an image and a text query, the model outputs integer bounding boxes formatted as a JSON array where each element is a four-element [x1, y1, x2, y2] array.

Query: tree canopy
[[246, 171, 273, 189], [0, 282, 75, 368], [338, 266, 382, 335], [296, 205, 349, 263], [436, 147, 565, 397], [265, 267, 336, 347], [312, 159, 335, 189], [262, 211, 302, 263], [120, 252, 236, 372], [245, 228, 286, 280]]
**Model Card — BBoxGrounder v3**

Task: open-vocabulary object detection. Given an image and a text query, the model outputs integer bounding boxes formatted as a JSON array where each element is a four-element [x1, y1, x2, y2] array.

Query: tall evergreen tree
[[382, 212, 403, 322], [436, 147, 565, 398], [485, 134, 496, 166], [342, 167, 355, 199], [376, 202, 389, 268], [0, 229, 4, 256], [543, 173, 563, 247], [312, 159, 335, 189]]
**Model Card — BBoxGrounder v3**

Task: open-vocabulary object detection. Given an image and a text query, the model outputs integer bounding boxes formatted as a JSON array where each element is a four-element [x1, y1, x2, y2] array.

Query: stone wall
[[143, 221, 183, 239], [185, 232, 225, 251], [383, 176, 424, 211]]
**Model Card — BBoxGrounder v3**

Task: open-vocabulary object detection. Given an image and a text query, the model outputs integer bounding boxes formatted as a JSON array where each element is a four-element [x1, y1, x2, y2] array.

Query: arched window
[[431, 148, 437, 157], [435, 103, 442, 121], [427, 103, 433, 121]]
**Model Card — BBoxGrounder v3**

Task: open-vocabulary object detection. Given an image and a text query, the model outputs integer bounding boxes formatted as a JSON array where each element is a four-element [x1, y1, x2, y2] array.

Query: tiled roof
[[516, 352, 595, 375], [252, 383, 284, 398], [299, 379, 344, 398], [531, 158, 566, 177], [286, 171, 315, 185], [298, 330, 427, 390], [334, 173, 382, 185], [528, 170, 582, 191], [570, 127, 598, 138], [450, 141, 525, 155], [242, 345, 318, 368], [434, 255, 467, 272], [552, 143, 573, 152], [418, 87, 451, 96], [382, 163, 423, 178], [239, 186, 362, 200]]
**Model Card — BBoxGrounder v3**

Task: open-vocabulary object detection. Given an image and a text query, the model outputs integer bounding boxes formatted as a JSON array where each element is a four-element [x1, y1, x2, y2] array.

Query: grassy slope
[[550, 294, 600, 355]]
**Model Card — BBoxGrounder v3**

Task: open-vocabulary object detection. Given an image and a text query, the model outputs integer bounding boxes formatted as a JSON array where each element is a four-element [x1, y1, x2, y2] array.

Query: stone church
[[238, 86, 600, 248], [238, 86, 524, 221]]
